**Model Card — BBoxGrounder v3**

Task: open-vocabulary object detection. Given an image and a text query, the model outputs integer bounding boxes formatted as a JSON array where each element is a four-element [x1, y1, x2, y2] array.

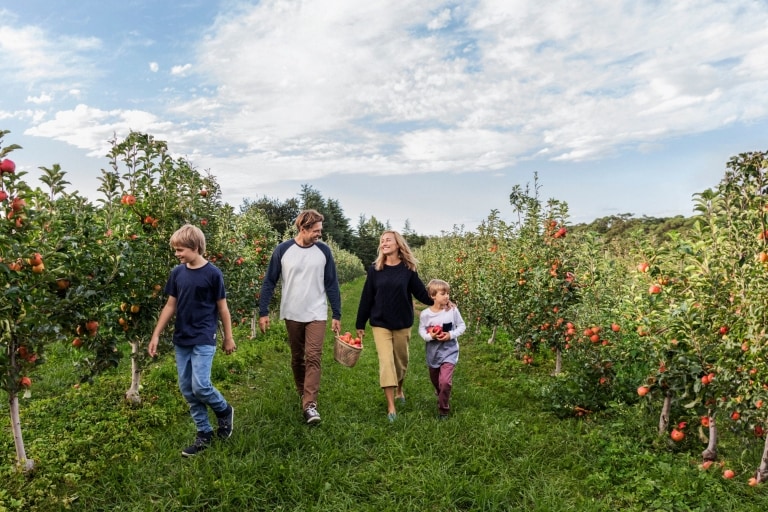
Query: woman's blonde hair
[[426, 278, 450, 297], [170, 224, 206, 255], [374, 230, 419, 271]]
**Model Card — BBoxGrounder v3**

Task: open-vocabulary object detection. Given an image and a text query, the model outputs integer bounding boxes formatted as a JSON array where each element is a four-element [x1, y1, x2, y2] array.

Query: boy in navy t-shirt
[[149, 224, 236, 457]]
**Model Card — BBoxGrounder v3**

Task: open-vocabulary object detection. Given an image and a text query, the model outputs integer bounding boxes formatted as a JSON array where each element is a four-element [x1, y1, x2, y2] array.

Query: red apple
[[0, 159, 16, 173], [11, 197, 25, 211]]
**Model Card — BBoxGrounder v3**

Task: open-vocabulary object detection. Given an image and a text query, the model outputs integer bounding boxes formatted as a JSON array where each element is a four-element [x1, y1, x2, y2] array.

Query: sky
[[1, 0, 767, 236]]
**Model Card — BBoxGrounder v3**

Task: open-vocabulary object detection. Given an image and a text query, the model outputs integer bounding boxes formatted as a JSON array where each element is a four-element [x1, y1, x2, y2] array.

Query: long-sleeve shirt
[[355, 262, 432, 331], [419, 306, 466, 368], [258, 239, 341, 322]]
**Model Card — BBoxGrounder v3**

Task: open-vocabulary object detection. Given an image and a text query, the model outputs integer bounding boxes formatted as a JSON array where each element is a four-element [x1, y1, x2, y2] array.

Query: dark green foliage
[[571, 213, 696, 246]]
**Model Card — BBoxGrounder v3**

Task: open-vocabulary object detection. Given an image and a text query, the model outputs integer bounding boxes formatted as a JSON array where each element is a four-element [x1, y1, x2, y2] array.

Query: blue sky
[[2, 0, 767, 235]]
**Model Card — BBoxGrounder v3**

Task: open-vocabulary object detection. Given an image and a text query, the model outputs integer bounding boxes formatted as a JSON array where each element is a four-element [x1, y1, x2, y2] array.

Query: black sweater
[[355, 262, 433, 331]]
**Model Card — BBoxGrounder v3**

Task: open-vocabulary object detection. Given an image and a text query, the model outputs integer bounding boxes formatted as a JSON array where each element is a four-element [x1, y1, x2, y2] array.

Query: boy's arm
[[148, 296, 177, 357], [217, 298, 236, 355], [418, 310, 436, 341], [450, 308, 467, 339]]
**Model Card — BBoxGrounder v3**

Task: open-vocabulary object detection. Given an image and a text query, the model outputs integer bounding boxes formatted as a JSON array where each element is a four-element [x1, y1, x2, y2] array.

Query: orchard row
[[416, 156, 768, 485]]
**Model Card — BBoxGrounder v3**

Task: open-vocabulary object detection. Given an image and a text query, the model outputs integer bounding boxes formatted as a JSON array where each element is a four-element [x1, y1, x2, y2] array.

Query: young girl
[[418, 279, 466, 419]]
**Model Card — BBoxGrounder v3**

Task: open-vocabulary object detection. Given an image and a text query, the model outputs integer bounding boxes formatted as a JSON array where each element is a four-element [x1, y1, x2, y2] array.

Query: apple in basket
[[339, 332, 362, 348]]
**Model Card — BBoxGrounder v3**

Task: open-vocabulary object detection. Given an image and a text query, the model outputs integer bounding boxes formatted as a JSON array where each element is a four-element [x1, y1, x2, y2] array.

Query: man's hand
[[259, 316, 270, 333]]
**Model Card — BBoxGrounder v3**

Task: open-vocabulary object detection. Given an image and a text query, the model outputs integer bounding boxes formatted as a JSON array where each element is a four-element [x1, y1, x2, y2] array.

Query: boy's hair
[[426, 278, 450, 297], [170, 224, 206, 255], [295, 209, 325, 231]]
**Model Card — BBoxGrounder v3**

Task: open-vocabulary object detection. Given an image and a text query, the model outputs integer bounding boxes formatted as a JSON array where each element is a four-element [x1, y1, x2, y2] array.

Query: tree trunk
[[124, 340, 142, 405], [487, 325, 497, 344], [755, 427, 768, 484], [10, 393, 34, 472], [553, 348, 562, 375], [658, 392, 672, 435], [701, 411, 718, 461]]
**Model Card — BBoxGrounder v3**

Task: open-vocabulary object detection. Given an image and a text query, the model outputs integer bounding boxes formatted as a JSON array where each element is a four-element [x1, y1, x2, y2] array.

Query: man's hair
[[426, 278, 450, 297], [295, 209, 325, 231], [170, 224, 206, 255]]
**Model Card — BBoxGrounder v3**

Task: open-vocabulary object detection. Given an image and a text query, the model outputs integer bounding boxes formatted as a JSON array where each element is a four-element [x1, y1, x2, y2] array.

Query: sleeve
[[214, 266, 227, 300], [258, 244, 284, 317], [450, 307, 467, 340], [409, 271, 433, 306], [164, 265, 179, 298], [418, 309, 431, 341], [322, 245, 342, 320], [355, 266, 375, 330]]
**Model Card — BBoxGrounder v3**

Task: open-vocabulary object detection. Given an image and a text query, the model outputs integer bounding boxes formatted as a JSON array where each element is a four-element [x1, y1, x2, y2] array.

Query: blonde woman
[[355, 230, 433, 422]]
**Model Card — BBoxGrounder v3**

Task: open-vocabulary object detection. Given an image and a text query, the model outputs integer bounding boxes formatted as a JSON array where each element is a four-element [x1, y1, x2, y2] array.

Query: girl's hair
[[170, 224, 206, 255], [295, 209, 325, 231], [426, 279, 450, 297], [374, 230, 419, 271]]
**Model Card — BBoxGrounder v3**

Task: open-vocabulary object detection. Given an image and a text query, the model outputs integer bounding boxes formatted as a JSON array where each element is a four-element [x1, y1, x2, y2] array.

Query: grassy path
[[4, 278, 768, 511]]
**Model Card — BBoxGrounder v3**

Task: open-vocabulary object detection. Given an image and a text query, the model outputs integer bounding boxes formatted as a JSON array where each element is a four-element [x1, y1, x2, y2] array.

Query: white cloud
[[180, 0, 768, 179], [25, 104, 176, 157], [26, 93, 52, 105], [13, 0, 768, 222], [0, 23, 100, 89], [427, 8, 452, 30], [171, 63, 192, 75]]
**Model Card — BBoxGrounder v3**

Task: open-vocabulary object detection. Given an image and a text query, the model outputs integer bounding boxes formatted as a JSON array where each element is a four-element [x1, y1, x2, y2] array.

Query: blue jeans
[[175, 344, 229, 434]]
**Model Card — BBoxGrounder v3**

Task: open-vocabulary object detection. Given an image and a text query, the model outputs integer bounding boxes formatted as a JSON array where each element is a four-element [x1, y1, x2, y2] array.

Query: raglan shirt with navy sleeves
[[355, 262, 433, 331], [258, 239, 341, 322], [165, 262, 226, 346]]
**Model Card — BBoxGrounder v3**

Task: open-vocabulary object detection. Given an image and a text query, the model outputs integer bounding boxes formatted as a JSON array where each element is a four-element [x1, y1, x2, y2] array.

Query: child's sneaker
[[181, 431, 213, 457], [216, 405, 234, 440], [303, 402, 321, 424]]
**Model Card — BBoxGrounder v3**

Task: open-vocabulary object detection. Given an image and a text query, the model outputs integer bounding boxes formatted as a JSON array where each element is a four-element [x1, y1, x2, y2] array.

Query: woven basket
[[333, 336, 363, 367]]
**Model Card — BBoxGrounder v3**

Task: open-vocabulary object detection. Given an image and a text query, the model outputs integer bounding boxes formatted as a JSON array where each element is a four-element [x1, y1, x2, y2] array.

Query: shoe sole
[[306, 416, 321, 424], [218, 407, 234, 439]]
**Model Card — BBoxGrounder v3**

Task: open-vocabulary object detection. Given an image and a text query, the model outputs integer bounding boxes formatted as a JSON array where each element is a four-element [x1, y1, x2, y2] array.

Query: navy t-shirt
[[165, 262, 226, 346]]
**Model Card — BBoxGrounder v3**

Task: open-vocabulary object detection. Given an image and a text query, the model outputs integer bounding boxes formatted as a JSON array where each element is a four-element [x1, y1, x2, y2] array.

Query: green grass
[[2, 277, 768, 511]]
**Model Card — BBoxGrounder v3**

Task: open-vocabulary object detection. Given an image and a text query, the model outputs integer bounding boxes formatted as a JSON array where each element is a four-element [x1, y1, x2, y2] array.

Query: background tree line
[[241, 183, 427, 268], [243, 182, 693, 269]]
